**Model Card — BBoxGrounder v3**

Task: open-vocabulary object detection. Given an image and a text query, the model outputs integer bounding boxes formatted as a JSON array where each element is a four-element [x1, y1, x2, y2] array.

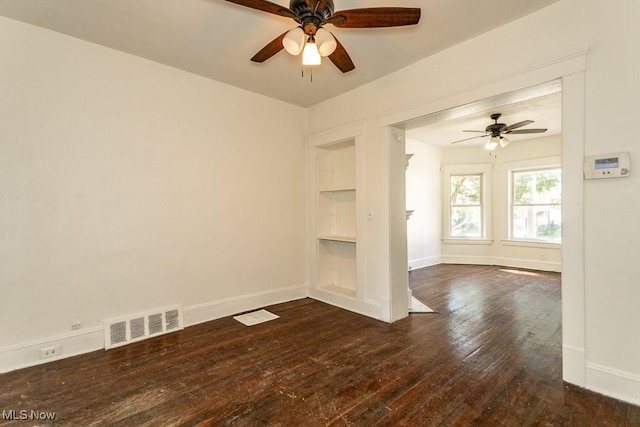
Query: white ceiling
[[0, 0, 559, 107], [405, 81, 562, 147]]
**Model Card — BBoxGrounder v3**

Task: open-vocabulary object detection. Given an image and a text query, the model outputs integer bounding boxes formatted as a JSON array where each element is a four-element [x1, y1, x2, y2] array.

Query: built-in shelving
[[314, 139, 357, 298]]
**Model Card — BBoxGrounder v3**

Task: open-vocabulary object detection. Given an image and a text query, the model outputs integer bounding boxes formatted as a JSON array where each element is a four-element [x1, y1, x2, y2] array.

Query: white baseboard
[[563, 344, 586, 386], [440, 255, 561, 272], [440, 255, 494, 266], [0, 327, 104, 374], [307, 287, 382, 321], [183, 284, 308, 327], [408, 256, 441, 270], [494, 256, 562, 273], [586, 362, 640, 406], [0, 284, 308, 374]]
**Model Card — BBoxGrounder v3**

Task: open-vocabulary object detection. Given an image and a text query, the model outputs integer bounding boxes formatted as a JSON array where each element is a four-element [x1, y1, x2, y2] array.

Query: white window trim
[[442, 163, 492, 241], [501, 239, 561, 249], [504, 156, 562, 244], [443, 238, 494, 245]]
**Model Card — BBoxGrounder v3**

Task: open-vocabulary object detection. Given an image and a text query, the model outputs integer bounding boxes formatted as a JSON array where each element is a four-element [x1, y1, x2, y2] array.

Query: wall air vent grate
[[110, 322, 127, 345], [166, 309, 180, 330], [130, 317, 145, 340], [103, 305, 183, 350], [148, 313, 163, 335]]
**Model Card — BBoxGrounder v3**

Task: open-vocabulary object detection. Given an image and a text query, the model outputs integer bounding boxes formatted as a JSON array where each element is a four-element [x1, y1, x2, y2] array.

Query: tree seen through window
[[512, 168, 561, 242], [450, 174, 482, 238]]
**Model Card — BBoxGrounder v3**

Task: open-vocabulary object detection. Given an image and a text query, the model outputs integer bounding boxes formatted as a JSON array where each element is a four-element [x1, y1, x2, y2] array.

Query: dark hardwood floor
[[2, 264, 639, 426]]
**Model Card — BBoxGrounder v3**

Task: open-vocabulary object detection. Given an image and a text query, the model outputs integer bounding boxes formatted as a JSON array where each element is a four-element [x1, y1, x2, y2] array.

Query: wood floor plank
[[1, 265, 639, 426]]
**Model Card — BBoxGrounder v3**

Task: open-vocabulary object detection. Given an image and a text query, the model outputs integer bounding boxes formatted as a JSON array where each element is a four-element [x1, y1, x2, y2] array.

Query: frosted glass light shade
[[485, 136, 499, 150], [283, 27, 305, 55], [315, 28, 337, 57], [499, 136, 511, 148], [302, 39, 321, 65]]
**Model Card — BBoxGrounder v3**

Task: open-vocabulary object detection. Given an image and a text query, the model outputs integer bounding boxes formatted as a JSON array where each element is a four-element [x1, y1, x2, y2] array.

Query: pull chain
[[301, 68, 314, 83]]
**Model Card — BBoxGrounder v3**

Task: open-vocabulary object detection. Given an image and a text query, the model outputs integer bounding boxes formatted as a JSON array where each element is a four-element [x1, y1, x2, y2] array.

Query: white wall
[[0, 17, 308, 371], [582, 0, 640, 402], [2, 0, 639, 406], [309, 0, 640, 406], [406, 139, 441, 270], [308, 0, 588, 323], [440, 135, 562, 272]]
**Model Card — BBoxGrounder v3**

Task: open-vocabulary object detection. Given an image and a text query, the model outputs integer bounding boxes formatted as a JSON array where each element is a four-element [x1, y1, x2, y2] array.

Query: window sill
[[443, 238, 493, 245], [501, 239, 561, 249]]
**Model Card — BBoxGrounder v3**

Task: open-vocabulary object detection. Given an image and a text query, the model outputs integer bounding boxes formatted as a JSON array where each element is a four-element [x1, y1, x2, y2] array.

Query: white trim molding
[[443, 238, 493, 245], [442, 163, 493, 241], [408, 256, 442, 270], [307, 287, 382, 321], [0, 284, 308, 374], [586, 363, 640, 406], [440, 256, 561, 273], [563, 344, 586, 386], [183, 284, 308, 327], [0, 326, 104, 374]]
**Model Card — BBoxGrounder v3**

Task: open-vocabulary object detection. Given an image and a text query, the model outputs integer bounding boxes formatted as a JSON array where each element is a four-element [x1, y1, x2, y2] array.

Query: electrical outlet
[[71, 322, 81, 330], [39, 345, 61, 359]]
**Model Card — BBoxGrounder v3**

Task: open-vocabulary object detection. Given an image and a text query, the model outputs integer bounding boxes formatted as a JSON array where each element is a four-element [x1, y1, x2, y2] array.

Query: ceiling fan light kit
[[225, 0, 421, 72], [485, 137, 499, 151], [454, 113, 547, 150], [315, 28, 337, 57], [302, 36, 321, 65], [283, 27, 306, 55], [285, 27, 337, 65]]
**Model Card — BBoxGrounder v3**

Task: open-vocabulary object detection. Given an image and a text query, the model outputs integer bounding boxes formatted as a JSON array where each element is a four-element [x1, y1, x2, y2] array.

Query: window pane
[[513, 169, 561, 205], [451, 206, 482, 237], [512, 205, 561, 241], [450, 175, 481, 205]]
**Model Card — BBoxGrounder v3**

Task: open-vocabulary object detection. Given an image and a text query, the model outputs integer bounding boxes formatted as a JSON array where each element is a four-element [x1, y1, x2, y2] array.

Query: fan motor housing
[[290, 0, 334, 21], [486, 113, 506, 134]]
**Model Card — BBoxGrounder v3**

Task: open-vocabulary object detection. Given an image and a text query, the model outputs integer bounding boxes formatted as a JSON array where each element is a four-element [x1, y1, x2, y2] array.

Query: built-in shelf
[[314, 139, 357, 298], [318, 235, 357, 243], [319, 187, 356, 193]]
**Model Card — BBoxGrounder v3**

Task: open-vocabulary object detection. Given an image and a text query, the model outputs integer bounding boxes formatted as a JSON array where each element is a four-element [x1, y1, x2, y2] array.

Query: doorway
[[404, 81, 563, 283], [384, 70, 587, 386]]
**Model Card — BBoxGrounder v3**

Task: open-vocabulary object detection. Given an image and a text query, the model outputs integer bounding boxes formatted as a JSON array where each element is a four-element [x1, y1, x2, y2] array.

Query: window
[[450, 174, 482, 238], [443, 164, 492, 241], [511, 167, 561, 242]]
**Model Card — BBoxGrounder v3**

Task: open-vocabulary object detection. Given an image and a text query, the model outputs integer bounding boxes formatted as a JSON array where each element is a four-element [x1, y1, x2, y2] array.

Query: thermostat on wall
[[584, 152, 631, 179]]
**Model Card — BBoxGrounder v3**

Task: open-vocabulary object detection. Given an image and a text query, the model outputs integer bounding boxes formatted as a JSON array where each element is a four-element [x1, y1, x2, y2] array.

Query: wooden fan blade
[[502, 120, 534, 132], [463, 130, 487, 133], [328, 35, 355, 73], [506, 128, 548, 134], [451, 134, 489, 144], [327, 8, 421, 28], [251, 31, 287, 63], [225, 0, 294, 18]]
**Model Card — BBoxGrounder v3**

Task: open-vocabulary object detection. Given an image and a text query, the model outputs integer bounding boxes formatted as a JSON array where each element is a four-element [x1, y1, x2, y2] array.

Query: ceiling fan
[[224, 0, 421, 72], [452, 113, 548, 150]]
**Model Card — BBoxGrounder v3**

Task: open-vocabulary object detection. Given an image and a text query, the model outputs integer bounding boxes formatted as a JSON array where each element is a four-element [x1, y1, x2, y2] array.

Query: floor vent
[[103, 305, 183, 350]]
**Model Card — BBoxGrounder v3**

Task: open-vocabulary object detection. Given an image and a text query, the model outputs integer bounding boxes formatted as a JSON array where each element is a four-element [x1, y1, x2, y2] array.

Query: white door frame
[[379, 51, 587, 387]]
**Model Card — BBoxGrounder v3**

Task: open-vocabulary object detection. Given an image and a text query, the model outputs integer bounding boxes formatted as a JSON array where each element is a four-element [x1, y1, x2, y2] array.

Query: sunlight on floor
[[500, 268, 540, 277]]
